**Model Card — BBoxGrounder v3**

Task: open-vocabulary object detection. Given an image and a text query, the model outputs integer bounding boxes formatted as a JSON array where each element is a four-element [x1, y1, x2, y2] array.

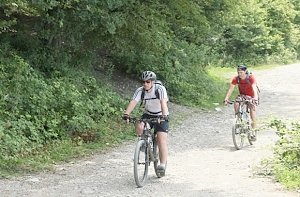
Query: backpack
[[140, 80, 164, 107], [236, 70, 261, 104]]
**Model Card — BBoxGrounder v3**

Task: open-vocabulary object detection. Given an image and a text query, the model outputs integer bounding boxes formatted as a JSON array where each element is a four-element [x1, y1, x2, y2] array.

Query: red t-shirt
[[231, 75, 256, 97]]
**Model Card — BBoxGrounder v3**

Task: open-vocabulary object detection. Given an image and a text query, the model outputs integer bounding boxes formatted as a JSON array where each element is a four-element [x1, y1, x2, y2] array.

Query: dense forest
[[0, 0, 299, 181]]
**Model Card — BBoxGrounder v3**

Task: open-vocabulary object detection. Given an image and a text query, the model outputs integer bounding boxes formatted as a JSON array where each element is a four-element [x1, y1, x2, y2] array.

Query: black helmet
[[237, 64, 247, 71], [141, 71, 156, 81]]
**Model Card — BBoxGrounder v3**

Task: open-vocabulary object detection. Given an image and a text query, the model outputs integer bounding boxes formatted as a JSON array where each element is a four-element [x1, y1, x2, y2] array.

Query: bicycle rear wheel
[[232, 121, 245, 150], [153, 138, 160, 177], [133, 140, 149, 187], [247, 128, 257, 145]]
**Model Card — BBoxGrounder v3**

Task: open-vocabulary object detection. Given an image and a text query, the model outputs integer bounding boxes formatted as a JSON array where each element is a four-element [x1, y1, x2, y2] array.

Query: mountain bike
[[128, 117, 165, 188], [228, 97, 257, 150]]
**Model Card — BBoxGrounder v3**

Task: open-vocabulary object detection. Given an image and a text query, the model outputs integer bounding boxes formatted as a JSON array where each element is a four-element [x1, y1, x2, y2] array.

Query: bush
[[269, 119, 300, 189], [0, 46, 126, 160]]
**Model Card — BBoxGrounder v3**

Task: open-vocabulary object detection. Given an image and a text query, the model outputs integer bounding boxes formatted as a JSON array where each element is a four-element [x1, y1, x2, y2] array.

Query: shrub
[[269, 119, 300, 189]]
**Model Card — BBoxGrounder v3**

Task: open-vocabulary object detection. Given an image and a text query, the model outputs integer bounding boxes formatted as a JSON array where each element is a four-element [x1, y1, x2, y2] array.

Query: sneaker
[[156, 165, 166, 177]]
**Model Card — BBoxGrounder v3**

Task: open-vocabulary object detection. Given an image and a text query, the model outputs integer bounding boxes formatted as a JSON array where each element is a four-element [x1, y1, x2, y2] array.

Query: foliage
[[1, 0, 300, 104], [215, 0, 300, 66], [0, 46, 126, 164], [0, 0, 300, 176], [269, 119, 300, 189]]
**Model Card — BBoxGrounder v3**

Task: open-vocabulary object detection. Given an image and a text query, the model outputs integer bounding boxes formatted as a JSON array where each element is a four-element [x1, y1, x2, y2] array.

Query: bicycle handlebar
[[126, 116, 167, 124], [227, 100, 253, 105], [225, 95, 256, 105]]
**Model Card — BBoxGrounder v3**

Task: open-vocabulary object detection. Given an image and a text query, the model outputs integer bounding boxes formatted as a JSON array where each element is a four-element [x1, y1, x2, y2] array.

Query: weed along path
[[1, 64, 300, 197]]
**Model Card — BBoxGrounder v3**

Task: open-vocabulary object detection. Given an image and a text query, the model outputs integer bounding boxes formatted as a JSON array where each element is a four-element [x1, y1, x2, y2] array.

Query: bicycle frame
[[230, 98, 254, 150], [236, 100, 251, 127], [139, 120, 156, 162], [129, 117, 161, 187]]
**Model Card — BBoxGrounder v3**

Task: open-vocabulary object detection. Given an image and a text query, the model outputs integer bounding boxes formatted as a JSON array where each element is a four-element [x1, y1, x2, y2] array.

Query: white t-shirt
[[132, 84, 168, 116]]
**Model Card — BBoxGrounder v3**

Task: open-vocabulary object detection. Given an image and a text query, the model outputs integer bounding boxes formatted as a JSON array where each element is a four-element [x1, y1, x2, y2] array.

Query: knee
[[135, 123, 144, 135], [157, 133, 167, 143]]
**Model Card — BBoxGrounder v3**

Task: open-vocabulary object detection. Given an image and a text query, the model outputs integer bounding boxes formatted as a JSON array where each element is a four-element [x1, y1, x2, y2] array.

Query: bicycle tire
[[232, 120, 245, 150], [133, 140, 149, 187], [153, 138, 160, 177], [242, 112, 255, 145], [247, 128, 257, 145]]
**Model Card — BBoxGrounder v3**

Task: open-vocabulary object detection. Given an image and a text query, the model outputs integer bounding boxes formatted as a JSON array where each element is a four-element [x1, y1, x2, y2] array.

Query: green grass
[[0, 122, 135, 177], [274, 165, 300, 189], [0, 109, 193, 178]]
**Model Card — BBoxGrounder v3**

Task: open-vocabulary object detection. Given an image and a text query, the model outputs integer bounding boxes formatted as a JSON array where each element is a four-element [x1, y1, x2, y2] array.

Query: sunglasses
[[142, 80, 151, 84]]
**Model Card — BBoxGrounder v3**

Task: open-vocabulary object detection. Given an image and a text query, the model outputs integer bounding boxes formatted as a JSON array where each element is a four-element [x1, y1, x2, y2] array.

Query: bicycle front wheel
[[133, 140, 149, 187], [232, 122, 245, 150]]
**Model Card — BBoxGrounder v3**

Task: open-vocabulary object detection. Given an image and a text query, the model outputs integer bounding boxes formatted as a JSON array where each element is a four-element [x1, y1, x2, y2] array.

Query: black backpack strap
[[236, 74, 251, 85], [155, 86, 160, 99], [236, 76, 240, 84], [139, 85, 161, 107], [246, 74, 251, 84], [139, 89, 145, 107]]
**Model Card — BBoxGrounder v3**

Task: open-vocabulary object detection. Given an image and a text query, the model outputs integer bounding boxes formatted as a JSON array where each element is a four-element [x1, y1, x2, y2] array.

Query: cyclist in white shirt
[[123, 71, 169, 176]]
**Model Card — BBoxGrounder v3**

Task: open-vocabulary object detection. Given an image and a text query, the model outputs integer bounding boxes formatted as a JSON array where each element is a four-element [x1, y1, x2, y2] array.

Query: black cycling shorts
[[141, 113, 169, 133]]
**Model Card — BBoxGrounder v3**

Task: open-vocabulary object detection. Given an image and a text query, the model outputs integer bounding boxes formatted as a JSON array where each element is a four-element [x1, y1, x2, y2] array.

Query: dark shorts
[[141, 113, 169, 133]]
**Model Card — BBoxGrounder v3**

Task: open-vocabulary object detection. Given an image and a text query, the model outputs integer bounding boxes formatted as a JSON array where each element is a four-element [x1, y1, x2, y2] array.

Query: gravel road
[[1, 64, 300, 197]]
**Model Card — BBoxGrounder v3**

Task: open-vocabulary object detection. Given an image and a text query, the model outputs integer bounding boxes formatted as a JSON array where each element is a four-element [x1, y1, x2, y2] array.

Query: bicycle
[[228, 97, 257, 150], [128, 117, 165, 188]]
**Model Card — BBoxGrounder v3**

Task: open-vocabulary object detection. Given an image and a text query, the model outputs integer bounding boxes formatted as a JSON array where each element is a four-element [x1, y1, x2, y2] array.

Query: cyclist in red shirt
[[224, 65, 259, 138]]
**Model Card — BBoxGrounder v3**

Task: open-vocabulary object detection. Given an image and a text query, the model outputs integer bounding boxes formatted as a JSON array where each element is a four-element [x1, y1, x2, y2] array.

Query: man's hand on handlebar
[[223, 99, 230, 105], [160, 115, 169, 121], [122, 114, 130, 123]]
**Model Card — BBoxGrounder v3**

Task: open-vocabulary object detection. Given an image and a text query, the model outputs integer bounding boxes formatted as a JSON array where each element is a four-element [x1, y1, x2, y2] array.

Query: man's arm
[[160, 98, 169, 116], [124, 100, 138, 115], [252, 83, 258, 100]]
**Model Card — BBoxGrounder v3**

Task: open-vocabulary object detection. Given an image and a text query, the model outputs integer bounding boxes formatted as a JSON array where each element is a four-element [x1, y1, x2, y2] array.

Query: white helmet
[[141, 71, 156, 81]]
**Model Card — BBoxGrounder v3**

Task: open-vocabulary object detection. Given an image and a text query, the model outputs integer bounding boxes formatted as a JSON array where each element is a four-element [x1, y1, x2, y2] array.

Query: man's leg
[[155, 119, 169, 176], [135, 121, 144, 136], [250, 105, 257, 129], [157, 131, 168, 165], [234, 102, 239, 115], [249, 105, 257, 141], [156, 131, 168, 177]]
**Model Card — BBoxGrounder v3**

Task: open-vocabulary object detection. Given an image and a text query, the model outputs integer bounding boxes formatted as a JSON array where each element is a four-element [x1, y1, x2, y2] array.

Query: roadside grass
[[273, 165, 300, 190], [0, 120, 135, 178], [269, 119, 300, 190], [0, 105, 195, 178], [207, 66, 238, 101]]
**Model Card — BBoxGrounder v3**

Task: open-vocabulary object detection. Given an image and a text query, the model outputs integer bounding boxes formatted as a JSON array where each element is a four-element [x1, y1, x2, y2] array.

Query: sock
[[160, 163, 166, 168]]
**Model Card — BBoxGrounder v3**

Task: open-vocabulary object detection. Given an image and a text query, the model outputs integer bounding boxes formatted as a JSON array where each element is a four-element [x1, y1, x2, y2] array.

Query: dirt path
[[1, 64, 300, 197]]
